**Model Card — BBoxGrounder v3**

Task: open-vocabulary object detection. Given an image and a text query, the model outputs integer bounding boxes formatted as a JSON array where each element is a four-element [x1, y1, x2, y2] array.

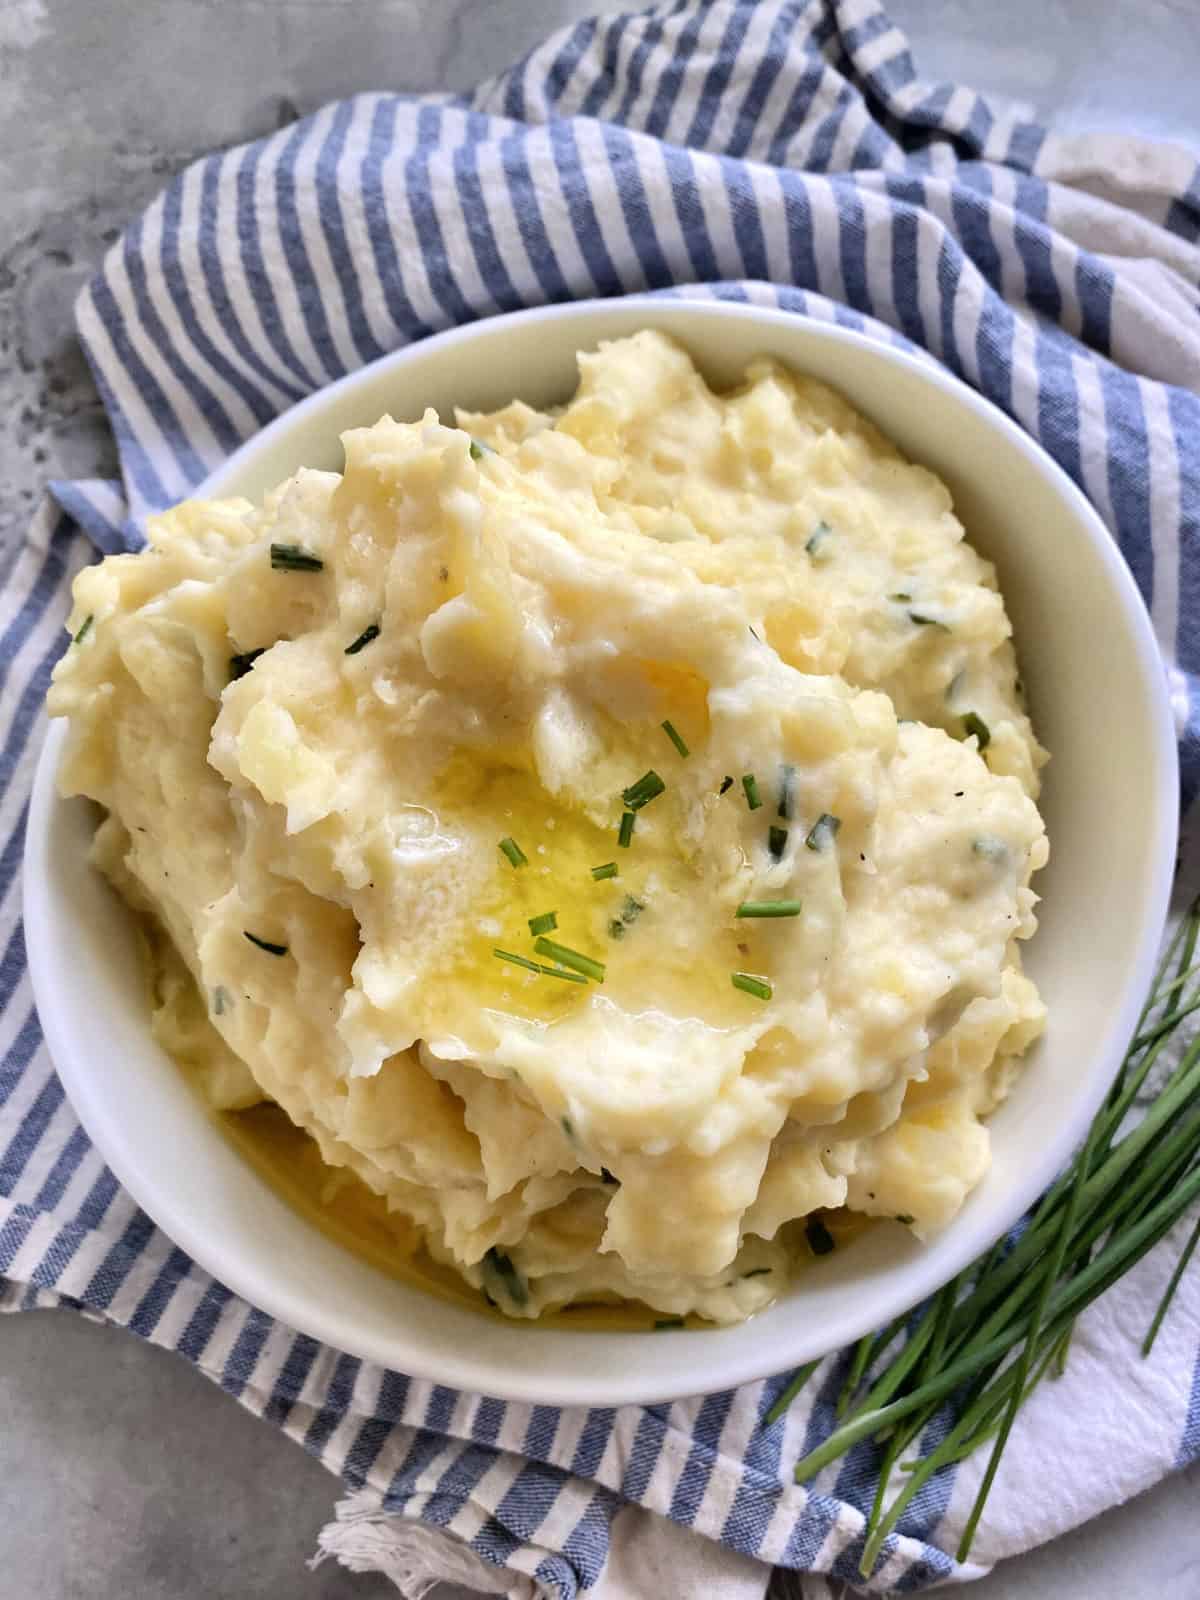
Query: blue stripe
[[1099, 366, 1155, 609], [494, 1457, 569, 1541], [360, 98, 436, 344], [262, 1332, 323, 1427], [721, 160, 768, 280], [725, 0, 806, 158], [234, 138, 320, 390], [420, 1440, 501, 1528], [344, 1368, 411, 1488], [0, 523, 71, 687], [473, 1394, 507, 1446], [683, 0, 754, 149], [382, 1425, 454, 1508], [221, 1304, 274, 1396], [127, 1244, 193, 1338], [570, 1407, 616, 1479], [423, 1382, 458, 1433], [643, 0, 710, 140], [0, 1009, 43, 1116], [498, 135, 570, 302], [559, 1486, 623, 1588], [273, 117, 343, 381], [891, 203, 927, 347], [76, 304, 176, 512], [667, 1390, 734, 1526], [601, 125, 672, 289], [0, 1206, 36, 1274], [31, 1123, 92, 1212], [405, 105, 478, 327], [302, 1350, 362, 1457], [805, 83, 856, 174], [80, 1205, 157, 1310], [177, 1278, 235, 1362], [452, 139, 525, 313], [766, 54, 827, 168], [664, 148, 720, 280], [548, 121, 622, 295], [0, 628, 71, 816], [618, 1409, 668, 1502], [122, 213, 243, 454], [523, 1403, 561, 1459], [613, 3, 676, 126], [542, 16, 600, 110], [0, 1070, 63, 1191], [313, 99, 387, 366], [836, 183, 871, 318], [1180, 1328, 1200, 1465], [578, 10, 635, 120], [936, 234, 964, 373], [198, 154, 306, 403], [157, 173, 277, 426]]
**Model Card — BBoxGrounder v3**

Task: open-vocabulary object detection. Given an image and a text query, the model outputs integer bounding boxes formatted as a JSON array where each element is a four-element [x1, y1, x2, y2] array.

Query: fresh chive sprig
[[766, 896, 1200, 1576]]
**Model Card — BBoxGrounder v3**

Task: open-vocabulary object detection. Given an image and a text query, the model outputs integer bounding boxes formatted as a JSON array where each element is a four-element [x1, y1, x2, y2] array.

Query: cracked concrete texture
[[0, 0, 603, 553]]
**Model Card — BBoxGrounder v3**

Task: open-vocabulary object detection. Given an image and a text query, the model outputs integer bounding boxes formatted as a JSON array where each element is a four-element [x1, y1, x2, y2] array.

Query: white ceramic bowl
[[26, 298, 1178, 1406]]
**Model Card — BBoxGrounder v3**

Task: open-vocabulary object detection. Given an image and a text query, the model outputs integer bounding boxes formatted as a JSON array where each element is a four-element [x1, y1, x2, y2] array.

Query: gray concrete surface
[[2, 1, 1198, 1596]]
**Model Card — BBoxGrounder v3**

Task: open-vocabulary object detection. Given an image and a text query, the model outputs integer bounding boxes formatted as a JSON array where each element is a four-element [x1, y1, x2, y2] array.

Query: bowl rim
[[26, 296, 1179, 1405]]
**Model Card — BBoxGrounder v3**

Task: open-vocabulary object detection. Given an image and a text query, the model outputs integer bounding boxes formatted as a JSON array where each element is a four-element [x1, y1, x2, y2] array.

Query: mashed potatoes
[[48, 331, 1048, 1325]]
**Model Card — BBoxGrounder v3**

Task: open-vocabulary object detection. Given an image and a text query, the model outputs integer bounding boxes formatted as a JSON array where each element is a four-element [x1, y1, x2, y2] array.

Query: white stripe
[[736, 9, 823, 165], [569, 119, 643, 288], [661, 3, 733, 149], [687, 1387, 765, 1539], [378, 106, 450, 332], [138, 191, 263, 440], [985, 165, 1032, 320], [335, 96, 399, 353], [827, 98, 872, 174], [1047, 225, 1085, 342], [941, 84, 977, 136], [523, 125, 593, 294], [778, 66, 843, 170], [746, 165, 794, 282], [687, 149, 745, 277], [317, 1361, 389, 1471], [101, 235, 230, 474], [174, 159, 295, 411], [441, 1450, 526, 1545], [213, 146, 305, 394], [38, 1139, 110, 1230], [252, 124, 332, 385], [852, 22, 911, 79], [805, 181, 847, 305], [757, 1491, 805, 1565], [858, 182, 901, 334], [75, 283, 192, 508], [287, 102, 367, 375], [641, 141, 694, 276], [810, 1497, 869, 1578], [687, 0, 787, 154], [1142, 379, 1182, 663], [463, 134, 541, 306]]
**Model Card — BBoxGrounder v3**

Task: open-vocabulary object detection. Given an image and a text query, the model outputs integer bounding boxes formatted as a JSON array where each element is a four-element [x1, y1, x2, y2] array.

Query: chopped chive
[[909, 610, 950, 629], [621, 896, 645, 924], [539, 964, 588, 983], [890, 591, 913, 603], [608, 920, 626, 940], [344, 622, 381, 656], [653, 1317, 685, 1330], [244, 931, 288, 956], [482, 1246, 528, 1307], [561, 1115, 575, 1139], [528, 911, 558, 936], [229, 647, 266, 681], [494, 948, 540, 973], [805, 521, 834, 562], [768, 825, 789, 861], [212, 985, 230, 1016], [469, 437, 494, 460], [719, 775, 734, 795], [895, 1213, 916, 1226], [591, 862, 618, 881], [269, 542, 324, 572], [742, 773, 762, 811], [732, 971, 773, 1000], [742, 1266, 772, 1279], [499, 837, 528, 868], [805, 813, 841, 852], [806, 1217, 836, 1256], [737, 899, 802, 919], [962, 711, 992, 750], [622, 770, 666, 810], [661, 719, 690, 758], [534, 937, 606, 983], [777, 764, 796, 820], [72, 613, 94, 645], [618, 810, 636, 848]]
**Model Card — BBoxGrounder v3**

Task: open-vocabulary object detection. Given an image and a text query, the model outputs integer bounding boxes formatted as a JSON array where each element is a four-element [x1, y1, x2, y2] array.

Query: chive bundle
[[766, 898, 1200, 1575]]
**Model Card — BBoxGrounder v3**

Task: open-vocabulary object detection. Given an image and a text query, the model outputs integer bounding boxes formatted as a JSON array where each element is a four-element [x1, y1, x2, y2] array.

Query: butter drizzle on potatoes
[[49, 331, 1047, 1325]]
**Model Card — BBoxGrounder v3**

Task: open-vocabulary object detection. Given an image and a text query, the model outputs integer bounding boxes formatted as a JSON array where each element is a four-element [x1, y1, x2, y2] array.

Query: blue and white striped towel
[[4, 2, 1200, 1594]]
